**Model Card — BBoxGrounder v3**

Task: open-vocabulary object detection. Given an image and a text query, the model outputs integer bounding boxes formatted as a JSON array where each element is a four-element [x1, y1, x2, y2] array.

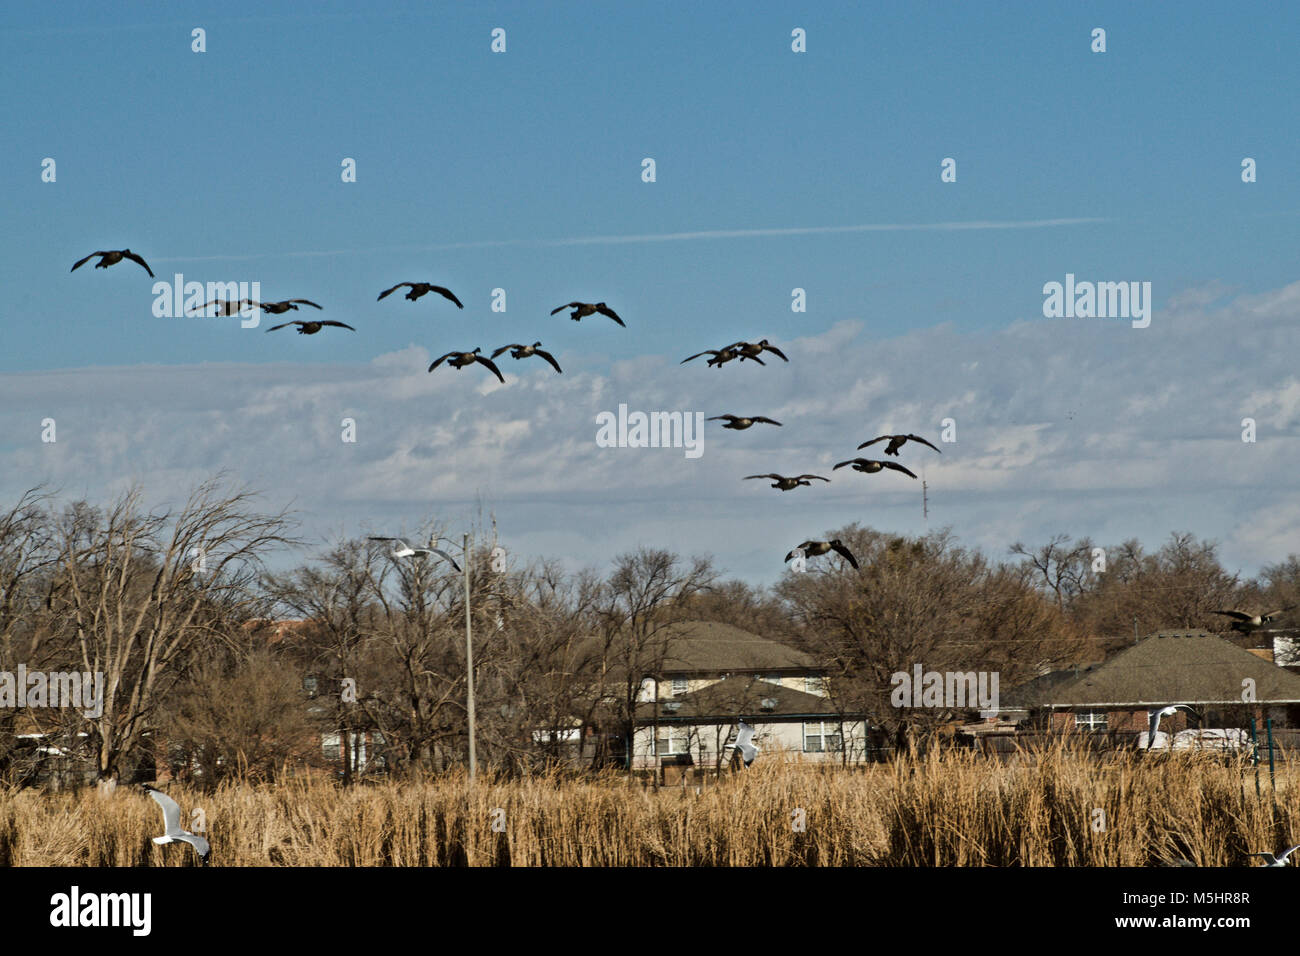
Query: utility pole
[[464, 532, 476, 782], [922, 479, 929, 521]]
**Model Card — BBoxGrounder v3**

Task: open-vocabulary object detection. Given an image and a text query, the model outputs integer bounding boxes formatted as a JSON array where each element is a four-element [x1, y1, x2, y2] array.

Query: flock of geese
[[70, 246, 611, 380], [72, 243, 947, 571]]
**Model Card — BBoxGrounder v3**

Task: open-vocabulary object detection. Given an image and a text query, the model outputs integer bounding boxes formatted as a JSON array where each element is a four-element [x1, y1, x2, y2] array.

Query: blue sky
[[3, 1, 1299, 584]]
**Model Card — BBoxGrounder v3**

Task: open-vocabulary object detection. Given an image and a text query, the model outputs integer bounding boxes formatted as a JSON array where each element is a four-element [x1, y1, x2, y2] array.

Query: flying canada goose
[[727, 339, 788, 363], [428, 347, 506, 384], [744, 473, 828, 491], [265, 319, 355, 335], [550, 301, 625, 327], [784, 539, 859, 569], [491, 342, 562, 373], [857, 433, 942, 456], [367, 536, 462, 572], [191, 298, 257, 317], [1212, 607, 1295, 633], [71, 249, 154, 277], [680, 347, 761, 368], [833, 458, 918, 479], [708, 415, 781, 430], [255, 299, 322, 315], [142, 785, 210, 865], [377, 282, 463, 308], [1250, 844, 1300, 867]]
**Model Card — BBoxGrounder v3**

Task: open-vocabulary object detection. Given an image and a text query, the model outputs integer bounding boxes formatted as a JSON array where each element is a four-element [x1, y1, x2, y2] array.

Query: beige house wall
[[630, 718, 869, 770]]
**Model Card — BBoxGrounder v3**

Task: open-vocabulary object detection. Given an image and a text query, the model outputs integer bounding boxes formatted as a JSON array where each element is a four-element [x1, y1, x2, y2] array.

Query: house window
[[671, 677, 688, 695], [303, 675, 318, 697], [803, 721, 842, 752], [322, 733, 341, 761], [1074, 711, 1107, 731], [654, 729, 690, 755], [805, 676, 826, 695]]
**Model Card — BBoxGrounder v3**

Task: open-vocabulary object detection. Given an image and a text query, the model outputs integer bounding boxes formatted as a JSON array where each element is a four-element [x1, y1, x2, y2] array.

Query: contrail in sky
[[154, 217, 1108, 263]]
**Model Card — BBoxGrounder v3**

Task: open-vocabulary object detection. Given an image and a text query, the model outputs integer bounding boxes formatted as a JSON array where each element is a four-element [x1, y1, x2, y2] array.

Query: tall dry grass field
[[2, 743, 1294, 866]]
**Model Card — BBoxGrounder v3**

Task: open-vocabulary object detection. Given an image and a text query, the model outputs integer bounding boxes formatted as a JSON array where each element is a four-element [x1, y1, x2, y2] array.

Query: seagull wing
[[377, 283, 411, 300], [907, 434, 942, 453], [1278, 843, 1300, 863], [147, 788, 184, 836], [883, 461, 918, 478], [533, 348, 563, 373], [831, 542, 860, 569], [122, 251, 155, 277], [476, 354, 506, 384], [428, 548, 462, 573], [596, 304, 625, 326], [319, 321, 355, 330], [857, 436, 888, 450], [369, 536, 411, 551], [176, 833, 210, 863], [431, 286, 463, 308]]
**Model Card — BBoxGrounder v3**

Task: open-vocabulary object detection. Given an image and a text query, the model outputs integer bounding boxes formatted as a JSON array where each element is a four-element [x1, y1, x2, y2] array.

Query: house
[[578, 620, 875, 772], [1027, 629, 1300, 742], [635, 674, 873, 773]]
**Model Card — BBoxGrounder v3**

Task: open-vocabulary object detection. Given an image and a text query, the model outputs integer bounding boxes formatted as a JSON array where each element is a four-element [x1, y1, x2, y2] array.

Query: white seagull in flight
[[142, 785, 210, 864], [731, 720, 759, 767], [1250, 844, 1300, 867], [1142, 704, 1196, 750], [368, 536, 461, 572]]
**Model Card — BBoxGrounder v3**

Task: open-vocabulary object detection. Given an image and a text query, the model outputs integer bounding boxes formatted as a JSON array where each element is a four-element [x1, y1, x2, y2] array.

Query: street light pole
[[464, 532, 477, 782]]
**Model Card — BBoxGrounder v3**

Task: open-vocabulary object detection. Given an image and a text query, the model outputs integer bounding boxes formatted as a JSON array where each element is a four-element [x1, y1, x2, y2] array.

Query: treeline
[[0, 479, 1293, 790]]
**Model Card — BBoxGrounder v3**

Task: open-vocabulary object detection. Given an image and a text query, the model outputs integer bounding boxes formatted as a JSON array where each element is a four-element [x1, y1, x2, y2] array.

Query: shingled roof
[[636, 675, 858, 723], [580, 620, 819, 677], [1002, 666, 1098, 709], [1043, 629, 1300, 708]]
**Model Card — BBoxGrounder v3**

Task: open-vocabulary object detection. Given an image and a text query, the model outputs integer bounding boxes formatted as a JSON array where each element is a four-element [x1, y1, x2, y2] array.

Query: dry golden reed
[[1, 742, 1294, 866]]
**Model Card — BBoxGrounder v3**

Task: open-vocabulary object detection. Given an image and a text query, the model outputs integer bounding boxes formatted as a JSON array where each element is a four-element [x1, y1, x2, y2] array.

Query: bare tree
[[50, 478, 294, 793]]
